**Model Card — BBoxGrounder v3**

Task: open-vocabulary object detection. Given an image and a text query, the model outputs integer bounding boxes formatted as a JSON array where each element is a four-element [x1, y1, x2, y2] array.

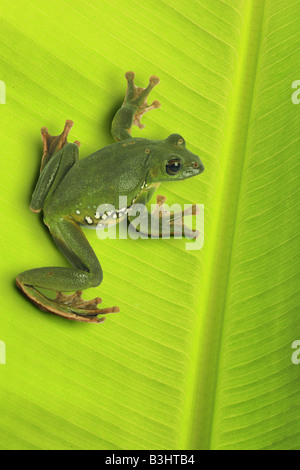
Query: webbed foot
[[124, 71, 161, 129], [153, 195, 200, 239], [16, 279, 119, 324], [111, 71, 161, 141], [40, 120, 81, 171], [128, 195, 200, 239]]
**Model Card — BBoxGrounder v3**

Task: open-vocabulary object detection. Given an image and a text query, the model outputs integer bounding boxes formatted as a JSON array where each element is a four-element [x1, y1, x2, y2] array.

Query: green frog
[[16, 72, 205, 323]]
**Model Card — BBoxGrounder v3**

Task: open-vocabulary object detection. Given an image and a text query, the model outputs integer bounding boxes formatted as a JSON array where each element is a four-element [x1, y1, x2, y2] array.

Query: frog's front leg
[[128, 195, 200, 239], [16, 217, 119, 323], [111, 71, 161, 141]]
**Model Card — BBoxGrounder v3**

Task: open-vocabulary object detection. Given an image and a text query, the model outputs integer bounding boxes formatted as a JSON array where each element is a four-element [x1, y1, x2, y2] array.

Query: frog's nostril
[[194, 161, 204, 173], [194, 161, 204, 171]]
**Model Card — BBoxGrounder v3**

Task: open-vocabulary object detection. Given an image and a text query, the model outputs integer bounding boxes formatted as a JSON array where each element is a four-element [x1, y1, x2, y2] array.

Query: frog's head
[[146, 134, 204, 183]]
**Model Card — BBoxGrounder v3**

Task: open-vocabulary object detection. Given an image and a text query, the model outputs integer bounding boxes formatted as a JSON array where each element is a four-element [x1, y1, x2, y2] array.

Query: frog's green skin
[[16, 72, 204, 323]]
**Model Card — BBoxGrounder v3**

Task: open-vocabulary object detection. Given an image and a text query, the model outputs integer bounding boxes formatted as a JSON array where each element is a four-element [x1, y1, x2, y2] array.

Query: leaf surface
[[0, 0, 299, 450]]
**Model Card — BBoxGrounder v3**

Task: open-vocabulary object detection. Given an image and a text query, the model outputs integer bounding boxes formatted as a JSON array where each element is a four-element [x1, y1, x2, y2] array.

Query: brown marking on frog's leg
[[124, 72, 161, 129], [40, 120, 81, 172], [16, 279, 119, 323]]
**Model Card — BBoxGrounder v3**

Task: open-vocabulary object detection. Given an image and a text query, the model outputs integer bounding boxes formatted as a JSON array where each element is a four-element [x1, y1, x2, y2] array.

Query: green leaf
[[0, 0, 299, 450]]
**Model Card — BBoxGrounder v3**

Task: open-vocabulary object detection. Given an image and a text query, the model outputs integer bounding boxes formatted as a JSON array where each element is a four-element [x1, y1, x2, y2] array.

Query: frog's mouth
[[181, 160, 205, 179], [182, 167, 203, 178]]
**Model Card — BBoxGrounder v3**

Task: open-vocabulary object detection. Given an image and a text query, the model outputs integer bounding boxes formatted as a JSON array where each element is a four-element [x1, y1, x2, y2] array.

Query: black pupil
[[166, 159, 182, 175]]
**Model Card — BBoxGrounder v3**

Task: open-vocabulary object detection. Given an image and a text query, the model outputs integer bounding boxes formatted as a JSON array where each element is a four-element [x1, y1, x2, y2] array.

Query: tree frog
[[16, 72, 205, 323]]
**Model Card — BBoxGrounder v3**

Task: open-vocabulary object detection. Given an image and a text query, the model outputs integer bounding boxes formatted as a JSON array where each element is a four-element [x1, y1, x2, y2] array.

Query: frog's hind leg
[[30, 142, 80, 214], [16, 217, 119, 323], [111, 71, 161, 141], [40, 120, 81, 172]]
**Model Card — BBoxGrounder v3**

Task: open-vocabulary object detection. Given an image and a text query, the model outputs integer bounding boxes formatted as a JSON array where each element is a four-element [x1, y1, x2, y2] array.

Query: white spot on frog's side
[[85, 216, 93, 225], [76, 209, 81, 215], [118, 207, 127, 216], [94, 212, 101, 220]]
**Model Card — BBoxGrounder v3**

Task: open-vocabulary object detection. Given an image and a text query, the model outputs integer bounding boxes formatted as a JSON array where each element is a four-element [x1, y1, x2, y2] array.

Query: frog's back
[[45, 138, 151, 216]]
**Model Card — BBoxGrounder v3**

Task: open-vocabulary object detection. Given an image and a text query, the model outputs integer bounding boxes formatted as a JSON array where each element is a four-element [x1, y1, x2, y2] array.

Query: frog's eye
[[166, 158, 182, 175]]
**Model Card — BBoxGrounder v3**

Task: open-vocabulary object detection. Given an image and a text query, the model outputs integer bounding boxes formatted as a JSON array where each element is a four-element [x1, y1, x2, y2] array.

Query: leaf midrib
[[181, 0, 267, 450]]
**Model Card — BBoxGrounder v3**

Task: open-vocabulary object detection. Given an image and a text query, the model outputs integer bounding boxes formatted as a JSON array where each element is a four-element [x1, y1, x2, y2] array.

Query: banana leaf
[[0, 0, 299, 450]]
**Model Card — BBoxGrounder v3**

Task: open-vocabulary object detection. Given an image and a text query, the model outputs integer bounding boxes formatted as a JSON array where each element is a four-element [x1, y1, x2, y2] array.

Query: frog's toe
[[124, 71, 161, 129], [40, 120, 81, 171], [16, 279, 119, 323], [132, 99, 161, 129], [54, 291, 120, 319], [152, 195, 199, 238], [125, 70, 135, 86], [170, 204, 200, 239]]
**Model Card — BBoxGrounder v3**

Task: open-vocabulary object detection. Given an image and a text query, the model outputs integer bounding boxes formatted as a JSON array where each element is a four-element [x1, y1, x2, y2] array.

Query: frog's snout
[[182, 157, 204, 178], [193, 159, 205, 174], [189, 155, 204, 176]]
